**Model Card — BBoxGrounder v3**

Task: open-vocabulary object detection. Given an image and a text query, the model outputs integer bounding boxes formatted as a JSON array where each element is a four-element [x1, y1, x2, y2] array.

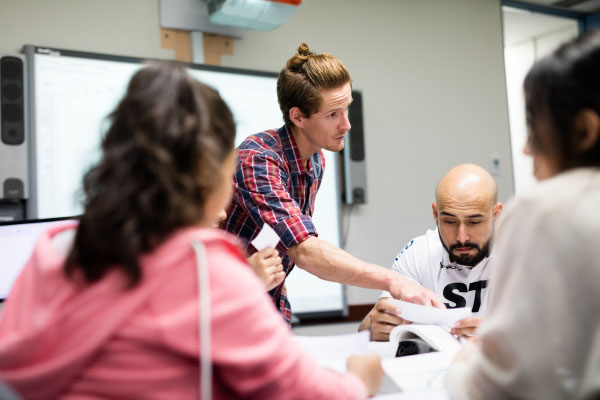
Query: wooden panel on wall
[[160, 27, 192, 62], [203, 33, 233, 66], [160, 29, 233, 66]]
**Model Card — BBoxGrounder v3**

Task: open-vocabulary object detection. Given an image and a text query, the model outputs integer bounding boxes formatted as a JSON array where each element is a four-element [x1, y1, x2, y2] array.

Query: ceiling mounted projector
[[207, 0, 302, 31]]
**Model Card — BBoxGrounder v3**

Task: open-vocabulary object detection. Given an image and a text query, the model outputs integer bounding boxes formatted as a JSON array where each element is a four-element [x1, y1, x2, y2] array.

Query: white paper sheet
[[293, 331, 451, 398], [388, 298, 471, 327], [372, 389, 450, 400], [389, 324, 462, 354], [250, 223, 280, 251], [381, 352, 455, 392], [292, 331, 370, 373]]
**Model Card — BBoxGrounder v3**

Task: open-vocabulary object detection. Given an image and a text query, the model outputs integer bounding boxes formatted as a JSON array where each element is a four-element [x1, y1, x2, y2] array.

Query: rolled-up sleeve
[[233, 151, 317, 252]]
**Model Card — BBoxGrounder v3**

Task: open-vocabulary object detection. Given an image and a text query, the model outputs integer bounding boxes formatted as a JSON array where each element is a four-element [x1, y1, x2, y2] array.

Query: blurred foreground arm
[[346, 354, 384, 397]]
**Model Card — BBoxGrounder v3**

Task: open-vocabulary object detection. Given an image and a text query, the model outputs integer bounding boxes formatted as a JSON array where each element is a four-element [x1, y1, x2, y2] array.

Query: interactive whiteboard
[[23, 45, 346, 318], [0, 217, 77, 301]]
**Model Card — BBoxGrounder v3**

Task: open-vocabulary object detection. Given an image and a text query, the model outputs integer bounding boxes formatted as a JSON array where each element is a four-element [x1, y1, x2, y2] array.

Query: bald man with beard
[[359, 164, 503, 341]]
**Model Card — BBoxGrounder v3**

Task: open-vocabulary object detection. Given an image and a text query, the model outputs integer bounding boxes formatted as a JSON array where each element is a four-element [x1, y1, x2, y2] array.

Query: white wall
[[503, 7, 578, 194], [0, 0, 513, 306], [0, 0, 172, 59], [220, 0, 513, 304]]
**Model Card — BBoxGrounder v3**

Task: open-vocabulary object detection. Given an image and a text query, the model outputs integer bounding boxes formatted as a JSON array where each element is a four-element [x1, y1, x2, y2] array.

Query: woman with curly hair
[[0, 63, 382, 399]]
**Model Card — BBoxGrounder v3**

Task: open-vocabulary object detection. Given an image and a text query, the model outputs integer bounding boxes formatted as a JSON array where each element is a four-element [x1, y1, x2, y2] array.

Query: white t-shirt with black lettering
[[382, 228, 492, 316]]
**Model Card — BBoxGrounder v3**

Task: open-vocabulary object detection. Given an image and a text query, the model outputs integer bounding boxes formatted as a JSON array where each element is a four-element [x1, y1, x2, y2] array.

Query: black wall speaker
[[0, 54, 28, 200], [342, 90, 367, 204], [1, 56, 25, 145]]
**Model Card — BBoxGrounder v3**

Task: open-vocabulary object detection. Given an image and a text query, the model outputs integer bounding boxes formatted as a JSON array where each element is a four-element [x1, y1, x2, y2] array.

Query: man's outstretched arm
[[287, 237, 445, 307]]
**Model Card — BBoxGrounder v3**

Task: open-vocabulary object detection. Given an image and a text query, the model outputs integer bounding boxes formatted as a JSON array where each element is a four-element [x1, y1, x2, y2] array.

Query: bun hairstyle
[[65, 62, 236, 286], [287, 42, 313, 67], [524, 29, 600, 171], [297, 42, 312, 57], [277, 42, 351, 127]]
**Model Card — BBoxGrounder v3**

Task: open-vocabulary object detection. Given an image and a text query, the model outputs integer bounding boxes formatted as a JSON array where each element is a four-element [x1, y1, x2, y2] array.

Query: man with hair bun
[[222, 43, 443, 324]]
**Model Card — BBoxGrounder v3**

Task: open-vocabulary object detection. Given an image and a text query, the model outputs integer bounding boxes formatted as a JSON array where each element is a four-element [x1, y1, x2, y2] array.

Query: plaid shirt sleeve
[[233, 151, 317, 252]]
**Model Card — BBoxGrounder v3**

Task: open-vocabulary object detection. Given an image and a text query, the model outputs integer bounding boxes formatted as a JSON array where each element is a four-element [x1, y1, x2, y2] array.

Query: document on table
[[250, 223, 279, 251], [388, 298, 471, 327], [292, 331, 370, 373], [381, 352, 455, 393], [293, 331, 452, 397], [372, 388, 450, 400]]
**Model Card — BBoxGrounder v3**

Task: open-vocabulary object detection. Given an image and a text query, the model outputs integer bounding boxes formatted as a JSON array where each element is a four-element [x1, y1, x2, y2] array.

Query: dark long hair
[[65, 63, 236, 286], [524, 29, 600, 170]]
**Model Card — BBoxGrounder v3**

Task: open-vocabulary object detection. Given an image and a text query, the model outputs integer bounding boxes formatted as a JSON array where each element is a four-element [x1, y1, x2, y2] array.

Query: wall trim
[[293, 303, 374, 326]]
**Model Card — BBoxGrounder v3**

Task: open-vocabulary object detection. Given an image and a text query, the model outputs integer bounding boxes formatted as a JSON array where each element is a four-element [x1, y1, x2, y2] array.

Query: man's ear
[[493, 203, 503, 222], [574, 109, 600, 153], [432, 202, 439, 224], [289, 107, 304, 129]]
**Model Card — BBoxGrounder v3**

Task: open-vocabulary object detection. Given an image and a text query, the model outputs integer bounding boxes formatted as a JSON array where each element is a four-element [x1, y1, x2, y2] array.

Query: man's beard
[[439, 231, 490, 267]]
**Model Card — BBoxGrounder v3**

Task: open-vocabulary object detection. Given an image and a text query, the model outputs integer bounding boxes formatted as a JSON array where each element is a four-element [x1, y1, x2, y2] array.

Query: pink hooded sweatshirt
[[0, 223, 367, 399]]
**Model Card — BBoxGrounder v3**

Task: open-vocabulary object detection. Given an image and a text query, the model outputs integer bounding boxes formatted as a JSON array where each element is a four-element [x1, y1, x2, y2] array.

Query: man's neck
[[289, 125, 320, 165]]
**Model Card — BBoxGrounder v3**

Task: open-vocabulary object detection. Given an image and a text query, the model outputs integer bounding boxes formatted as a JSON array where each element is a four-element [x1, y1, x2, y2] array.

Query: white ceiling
[[514, 0, 600, 13], [503, 6, 579, 45]]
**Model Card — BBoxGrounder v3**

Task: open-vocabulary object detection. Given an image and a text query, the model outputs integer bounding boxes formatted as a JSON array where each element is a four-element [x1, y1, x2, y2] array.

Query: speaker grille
[[1, 56, 25, 146], [0, 59, 23, 79], [348, 91, 364, 161], [2, 83, 21, 101]]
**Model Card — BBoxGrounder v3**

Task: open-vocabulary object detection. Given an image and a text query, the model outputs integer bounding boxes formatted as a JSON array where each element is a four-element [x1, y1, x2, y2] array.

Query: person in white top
[[359, 163, 503, 341], [445, 30, 600, 400]]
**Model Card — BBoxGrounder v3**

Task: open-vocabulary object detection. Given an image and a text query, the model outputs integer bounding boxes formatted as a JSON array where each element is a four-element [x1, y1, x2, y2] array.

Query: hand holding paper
[[248, 224, 283, 290], [388, 298, 471, 327], [250, 223, 280, 251], [247, 248, 284, 291], [451, 316, 482, 337]]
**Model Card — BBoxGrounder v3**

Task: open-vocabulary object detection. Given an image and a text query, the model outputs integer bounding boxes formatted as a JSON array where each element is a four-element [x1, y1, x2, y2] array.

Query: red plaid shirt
[[222, 125, 324, 324]]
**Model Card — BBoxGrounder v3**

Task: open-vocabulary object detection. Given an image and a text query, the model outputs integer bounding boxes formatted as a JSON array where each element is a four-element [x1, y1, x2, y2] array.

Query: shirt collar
[[279, 125, 315, 176]]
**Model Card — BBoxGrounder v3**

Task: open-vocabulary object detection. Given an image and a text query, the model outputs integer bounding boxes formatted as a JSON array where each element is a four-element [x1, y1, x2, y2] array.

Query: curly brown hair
[[65, 62, 236, 286]]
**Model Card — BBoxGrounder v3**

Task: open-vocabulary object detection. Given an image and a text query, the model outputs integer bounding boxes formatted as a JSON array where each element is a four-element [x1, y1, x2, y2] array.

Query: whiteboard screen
[[0, 217, 77, 301], [24, 45, 345, 318]]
